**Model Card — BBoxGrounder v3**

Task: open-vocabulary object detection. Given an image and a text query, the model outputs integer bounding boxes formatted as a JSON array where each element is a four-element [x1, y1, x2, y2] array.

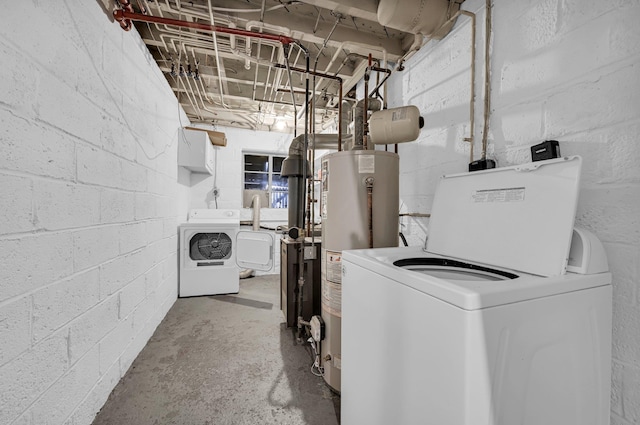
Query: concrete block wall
[[0, 1, 188, 424], [387, 0, 640, 423]]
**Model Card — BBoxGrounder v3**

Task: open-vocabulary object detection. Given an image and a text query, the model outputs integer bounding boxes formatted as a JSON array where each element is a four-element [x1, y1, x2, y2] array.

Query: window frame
[[242, 151, 288, 209]]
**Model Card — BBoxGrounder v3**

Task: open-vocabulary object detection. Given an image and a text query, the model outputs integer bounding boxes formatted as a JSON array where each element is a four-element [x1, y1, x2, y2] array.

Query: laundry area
[[1, 1, 639, 425]]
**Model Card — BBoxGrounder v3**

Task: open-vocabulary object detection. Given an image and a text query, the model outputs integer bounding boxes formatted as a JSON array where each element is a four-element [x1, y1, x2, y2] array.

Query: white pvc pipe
[[252, 193, 262, 231]]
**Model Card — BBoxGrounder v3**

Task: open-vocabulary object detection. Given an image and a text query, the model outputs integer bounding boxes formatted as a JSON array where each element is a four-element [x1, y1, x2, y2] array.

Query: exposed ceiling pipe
[[260, 0, 267, 23], [207, 0, 231, 110], [265, 45, 283, 106], [141, 0, 234, 47], [312, 12, 343, 154], [297, 41, 387, 124], [115, 0, 134, 30], [228, 22, 237, 50], [273, 62, 343, 148], [175, 75, 203, 120], [113, 9, 296, 45], [367, 65, 392, 98], [180, 1, 296, 14], [245, 21, 295, 116], [283, 44, 299, 137]]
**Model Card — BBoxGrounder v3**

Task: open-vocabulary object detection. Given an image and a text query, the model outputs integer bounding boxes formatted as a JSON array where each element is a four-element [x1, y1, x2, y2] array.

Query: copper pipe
[[113, 9, 295, 45], [363, 54, 372, 150], [273, 64, 342, 82], [481, 0, 492, 160], [338, 83, 343, 151], [273, 63, 343, 149], [368, 67, 392, 99], [365, 177, 374, 248]]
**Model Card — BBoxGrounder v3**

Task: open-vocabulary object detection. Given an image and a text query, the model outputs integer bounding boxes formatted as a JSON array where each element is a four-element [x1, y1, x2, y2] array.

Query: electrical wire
[[308, 338, 324, 377]]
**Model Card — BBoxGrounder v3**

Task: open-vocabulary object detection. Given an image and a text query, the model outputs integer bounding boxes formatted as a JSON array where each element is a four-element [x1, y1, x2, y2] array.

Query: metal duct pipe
[[287, 133, 350, 157], [281, 133, 349, 229]]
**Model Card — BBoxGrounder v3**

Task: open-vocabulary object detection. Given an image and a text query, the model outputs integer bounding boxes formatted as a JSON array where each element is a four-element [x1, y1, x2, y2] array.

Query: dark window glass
[[243, 154, 288, 208], [273, 156, 285, 173], [244, 173, 269, 190], [244, 155, 269, 172]]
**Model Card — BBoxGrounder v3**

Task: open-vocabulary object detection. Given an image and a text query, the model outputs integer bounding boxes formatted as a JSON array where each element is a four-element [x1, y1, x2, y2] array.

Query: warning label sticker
[[322, 280, 342, 317], [322, 160, 328, 192], [321, 193, 328, 219], [326, 250, 342, 284], [473, 187, 525, 203], [392, 108, 407, 121], [358, 155, 375, 174]]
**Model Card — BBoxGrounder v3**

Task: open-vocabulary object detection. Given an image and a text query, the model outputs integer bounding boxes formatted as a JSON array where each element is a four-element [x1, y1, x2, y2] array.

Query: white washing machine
[[179, 209, 275, 297], [341, 156, 612, 425]]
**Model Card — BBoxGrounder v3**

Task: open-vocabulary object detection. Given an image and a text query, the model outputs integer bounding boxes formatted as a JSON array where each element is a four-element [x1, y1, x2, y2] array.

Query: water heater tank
[[377, 0, 453, 36], [320, 150, 399, 393]]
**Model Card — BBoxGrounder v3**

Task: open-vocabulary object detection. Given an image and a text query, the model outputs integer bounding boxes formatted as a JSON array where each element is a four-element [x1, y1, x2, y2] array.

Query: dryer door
[[236, 231, 274, 271]]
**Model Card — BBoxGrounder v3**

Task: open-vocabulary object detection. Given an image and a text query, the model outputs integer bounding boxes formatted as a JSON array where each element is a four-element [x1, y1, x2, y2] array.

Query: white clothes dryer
[[179, 209, 275, 297], [179, 209, 240, 297], [341, 157, 612, 425]]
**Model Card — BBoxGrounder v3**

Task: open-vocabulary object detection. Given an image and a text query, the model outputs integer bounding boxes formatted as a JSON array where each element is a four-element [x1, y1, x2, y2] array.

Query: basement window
[[243, 153, 288, 208]]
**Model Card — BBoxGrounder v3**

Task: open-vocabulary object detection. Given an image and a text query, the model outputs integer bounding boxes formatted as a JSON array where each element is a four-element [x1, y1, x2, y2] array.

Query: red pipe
[[113, 9, 295, 45], [115, 1, 134, 30]]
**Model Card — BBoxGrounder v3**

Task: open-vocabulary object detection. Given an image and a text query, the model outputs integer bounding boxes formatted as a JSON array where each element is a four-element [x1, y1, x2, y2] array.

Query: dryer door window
[[189, 232, 233, 261]]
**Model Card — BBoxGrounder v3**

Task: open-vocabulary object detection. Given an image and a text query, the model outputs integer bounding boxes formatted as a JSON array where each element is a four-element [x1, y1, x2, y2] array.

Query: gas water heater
[[320, 150, 399, 392]]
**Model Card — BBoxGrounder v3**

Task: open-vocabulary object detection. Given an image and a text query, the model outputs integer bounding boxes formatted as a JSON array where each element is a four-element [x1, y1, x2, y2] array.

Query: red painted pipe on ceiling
[[113, 9, 295, 45]]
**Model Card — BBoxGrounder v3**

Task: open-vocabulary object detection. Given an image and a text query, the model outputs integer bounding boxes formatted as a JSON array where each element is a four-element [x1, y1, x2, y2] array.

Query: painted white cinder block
[[99, 315, 133, 376], [68, 297, 119, 365], [34, 180, 102, 231], [118, 221, 148, 255], [0, 174, 34, 235], [0, 297, 31, 366], [118, 275, 147, 320], [0, 2, 188, 423], [100, 189, 136, 224], [73, 226, 121, 272], [29, 346, 100, 425], [0, 332, 69, 425], [0, 233, 74, 303], [0, 110, 76, 181], [69, 360, 122, 425], [32, 269, 100, 343], [621, 363, 640, 422]]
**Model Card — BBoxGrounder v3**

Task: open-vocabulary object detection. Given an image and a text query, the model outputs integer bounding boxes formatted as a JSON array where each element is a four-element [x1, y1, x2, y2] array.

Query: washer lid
[[428, 156, 582, 277]]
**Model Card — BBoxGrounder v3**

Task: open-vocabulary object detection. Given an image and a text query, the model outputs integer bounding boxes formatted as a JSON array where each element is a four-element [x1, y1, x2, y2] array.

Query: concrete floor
[[92, 275, 340, 425]]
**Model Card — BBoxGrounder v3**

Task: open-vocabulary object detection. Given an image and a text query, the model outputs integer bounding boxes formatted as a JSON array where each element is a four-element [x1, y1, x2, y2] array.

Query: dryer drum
[[190, 232, 233, 260]]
